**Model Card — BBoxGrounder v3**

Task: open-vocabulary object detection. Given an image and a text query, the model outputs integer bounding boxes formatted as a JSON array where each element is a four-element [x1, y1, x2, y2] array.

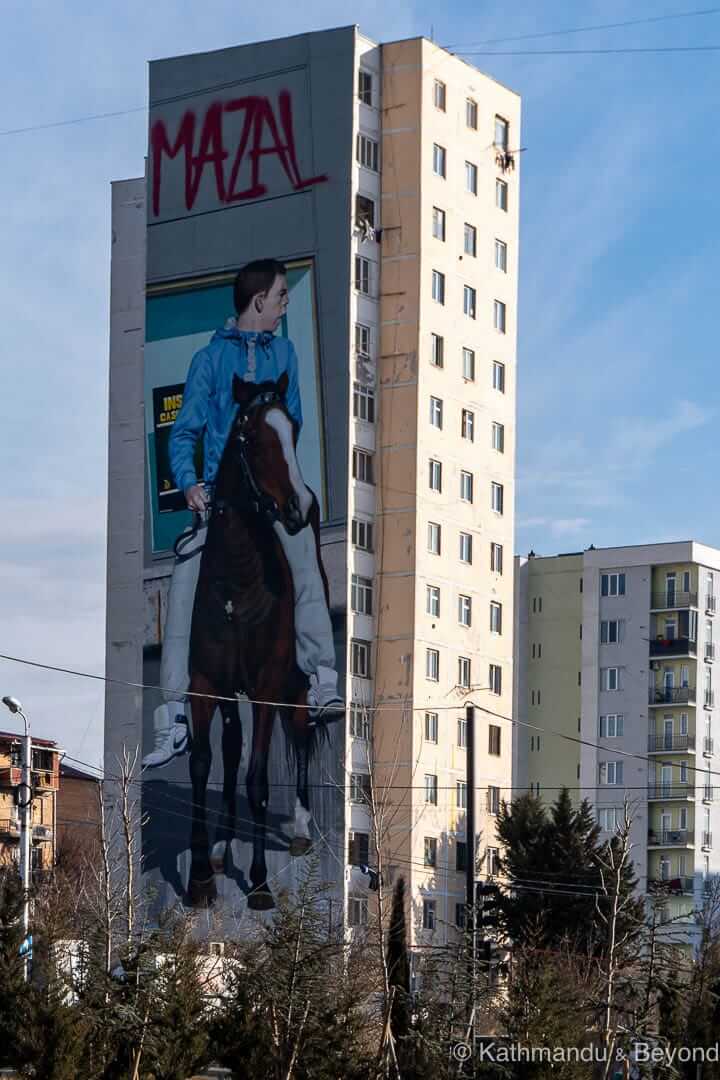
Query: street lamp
[[2, 695, 32, 979]]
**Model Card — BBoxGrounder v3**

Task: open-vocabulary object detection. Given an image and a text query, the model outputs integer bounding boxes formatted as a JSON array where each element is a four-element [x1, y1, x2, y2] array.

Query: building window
[[425, 774, 438, 805], [600, 667, 622, 691], [355, 323, 371, 363], [600, 761, 624, 786], [352, 447, 374, 484], [424, 836, 438, 867], [424, 711, 439, 743], [350, 772, 371, 803], [462, 347, 476, 381], [433, 79, 446, 110], [457, 716, 467, 747], [466, 97, 478, 129], [600, 619, 625, 645], [426, 585, 441, 618], [494, 115, 509, 149], [356, 133, 379, 171], [349, 830, 370, 865], [355, 197, 376, 240], [491, 482, 504, 514], [486, 846, 501, 876], [461, 409, 475, 441], [431, 333, 444, 368], [459, 595, 472, 627], [460, 470, 474, 503], [489, 664, 502, 696], [432, 270, 446, 304], [354, 255, 370, 294], [464, 223, 477, 257], [429, 459, 443, 492], [351, 574, 373, 616], [599, 714, 624, 738], [492, 422, 505, 453], [432, 206, 446, 241], [429, 396, 443, 429], [488, 786, 500, 815], [493, 299, 507, 333], [348, 896, 369, 927], [488, 725, 501, 756], [353, 382, 375, 422], [496, 178, 508, 211], [459, 532, 473, 564], [495, 239, 507, 272], [422, 899, 436, 930], [350, 639, 371, 678], [456, 841, 467, 873], [458, 656, 471, 689], [490, 601, 503, 635], [432, 143, 446, 178], [463, 285, 477, 319], [597, 807, 621, 832], [428, 522, 441, 555], [349, 704, 370, 740], [351, 518, 374, 552], [601, 573, 626, 597], [426, 648, 440, 682], [465, 160, 478, 195], [358, 69, 373, 106], [456, 781, 467, 809], [492, 361, 506, 392], [491, 542, 503, 574]]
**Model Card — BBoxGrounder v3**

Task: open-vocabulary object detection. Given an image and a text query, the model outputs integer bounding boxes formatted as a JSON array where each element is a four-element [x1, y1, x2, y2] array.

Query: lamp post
[[2, 695, 32, 979]]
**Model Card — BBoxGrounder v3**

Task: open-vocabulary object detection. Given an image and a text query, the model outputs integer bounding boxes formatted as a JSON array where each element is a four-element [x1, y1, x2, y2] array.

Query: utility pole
[[465, 704, 477, 1069], [2, 695, 32, 980]]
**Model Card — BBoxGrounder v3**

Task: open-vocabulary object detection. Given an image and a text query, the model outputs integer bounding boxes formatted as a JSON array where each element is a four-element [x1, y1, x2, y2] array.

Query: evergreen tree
[[0, 867, 34, 1071], [386, 876, 411, 1070]]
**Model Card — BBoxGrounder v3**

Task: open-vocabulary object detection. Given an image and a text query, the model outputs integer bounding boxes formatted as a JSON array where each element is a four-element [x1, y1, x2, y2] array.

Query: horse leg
[[288, 702, 313, 857], [187, 686, 217, 907], [211, 699, 242, 874], [246, 701, 275, 910]]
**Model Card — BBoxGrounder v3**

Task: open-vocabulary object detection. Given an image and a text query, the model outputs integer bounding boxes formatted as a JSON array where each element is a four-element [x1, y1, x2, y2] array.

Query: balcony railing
[[706, 690, 716, 709], [651, 591, 698, 610], [648, 876, 695, 895], [649, 637, 696, 658], [0, 817, 20, 839], [704, 737, 715, 756], [704, 786, 714, 801], [707, 643, 716, 661], [648, 828, 693, 846], [702, 831, 713, 849], [648, 784, 693, 800], [648, 734, 694, 752], [649, 687, 695, 706]]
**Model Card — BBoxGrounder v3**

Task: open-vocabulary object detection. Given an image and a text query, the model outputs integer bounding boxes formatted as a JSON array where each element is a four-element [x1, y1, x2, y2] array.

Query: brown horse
[[186, 371, 326, 909]]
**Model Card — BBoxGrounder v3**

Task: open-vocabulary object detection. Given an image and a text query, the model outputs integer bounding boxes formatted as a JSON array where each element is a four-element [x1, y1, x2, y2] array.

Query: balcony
[[648, 784, 694, 800], [648, 734, 694, 753], [702, 831, 713, 850], [651, 591, 698, 612], [707, 595, 717, 614], [648, 828, 693, 847], [707, 643, 716, 661], [705, 690, 715, 709], [32, 824, 53, 843], [0, 765, 21, 788], [649, 687, 695, 707], [649, 637, 696, 658], [704, 737, 714, 757], [0, 817, 20, 839], [648, 876, 695, 896], [703, 786, 714, 802]]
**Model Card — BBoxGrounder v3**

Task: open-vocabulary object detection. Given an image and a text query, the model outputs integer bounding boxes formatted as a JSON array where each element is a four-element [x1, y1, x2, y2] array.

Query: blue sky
[[0, 1, 718, 765]]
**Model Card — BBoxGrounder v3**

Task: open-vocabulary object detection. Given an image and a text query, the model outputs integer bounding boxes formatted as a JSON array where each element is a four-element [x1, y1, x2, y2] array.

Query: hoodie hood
[[210, 317, 275, 347]]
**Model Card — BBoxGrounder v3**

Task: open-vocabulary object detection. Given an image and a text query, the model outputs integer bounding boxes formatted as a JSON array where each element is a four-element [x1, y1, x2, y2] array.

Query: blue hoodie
[[169, 321, 303, 494]]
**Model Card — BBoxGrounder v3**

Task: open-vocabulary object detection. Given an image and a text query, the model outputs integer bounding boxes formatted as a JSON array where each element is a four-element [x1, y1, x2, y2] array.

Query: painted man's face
[[258, 274, 289, 332]]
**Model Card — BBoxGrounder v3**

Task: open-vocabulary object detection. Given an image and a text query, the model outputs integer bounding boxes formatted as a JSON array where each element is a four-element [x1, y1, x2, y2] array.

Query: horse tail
[[279, 704, 327, 771]]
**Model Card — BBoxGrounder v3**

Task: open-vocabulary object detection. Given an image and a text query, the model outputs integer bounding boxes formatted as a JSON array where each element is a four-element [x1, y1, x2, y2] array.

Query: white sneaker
[[142, 704, 190, 769], [307, 670, 344, 723]]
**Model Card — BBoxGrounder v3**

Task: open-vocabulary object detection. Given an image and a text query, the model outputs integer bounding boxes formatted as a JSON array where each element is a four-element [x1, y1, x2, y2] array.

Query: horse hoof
[[289, 836, 313, 857], [248, 886, 275, 911], [188, 875, 217, 908]]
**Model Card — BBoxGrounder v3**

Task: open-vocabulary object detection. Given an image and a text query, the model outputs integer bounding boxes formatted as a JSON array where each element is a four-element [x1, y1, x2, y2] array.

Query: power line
[[460, 44, 720, 56], [443, 6, 720, 48], [0, 105, 146, 138]]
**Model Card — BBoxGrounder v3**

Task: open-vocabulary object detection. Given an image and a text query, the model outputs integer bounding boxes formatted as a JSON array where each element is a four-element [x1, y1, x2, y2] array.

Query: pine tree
[[385, 877, 412, 1074], [0, 867, 33, 1071]]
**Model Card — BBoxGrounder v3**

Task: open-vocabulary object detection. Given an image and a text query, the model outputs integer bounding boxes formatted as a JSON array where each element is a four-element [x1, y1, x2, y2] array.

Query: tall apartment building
[[105, 27, 519, 942], [514, 542, 720, 935]]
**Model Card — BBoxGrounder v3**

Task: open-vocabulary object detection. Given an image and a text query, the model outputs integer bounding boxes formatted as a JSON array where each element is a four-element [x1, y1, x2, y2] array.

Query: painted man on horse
[[143, 258, 343, 769]]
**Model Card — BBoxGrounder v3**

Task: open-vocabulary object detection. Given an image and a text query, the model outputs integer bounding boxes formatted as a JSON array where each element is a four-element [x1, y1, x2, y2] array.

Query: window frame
[[432, 269, 446, 305], [461, 408, 475, 441], [351, 517, 374, 552], [431, 332, 444, 368], [350, 638, 372, 679], [358, 69, 373, 106], [458, 594, 472, 627], [432, 143, 447, 178], [356, 133, 379, 171], [495, 178, 508, 211], [459, 531, 473, 565], [424, 711, 439, 743], [463, 284, 477, 320], [428, 521, 442, 555], [465, 160, 478, 195], [493, 299, 507, 334], [464, 223, 477, 257], [460, 470, 474, 503], [495, 238, 507, 272], [426, 585, 441, 618], [490, 542, 504, 575], [353, 381, 375, 423], [462, 347, 476, 381], [466, 97, 478, 129], [432, 206, 446, 241], [491, 421, 505, 453], [350, 573, 373, 616], [429, 458, 443, 493], [426, 648, 440, 682]]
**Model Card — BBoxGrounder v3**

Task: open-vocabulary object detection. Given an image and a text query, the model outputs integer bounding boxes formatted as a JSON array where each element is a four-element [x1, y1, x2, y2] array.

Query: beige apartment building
[[349, 38, 520, 944], [514, 542, 720, 940]]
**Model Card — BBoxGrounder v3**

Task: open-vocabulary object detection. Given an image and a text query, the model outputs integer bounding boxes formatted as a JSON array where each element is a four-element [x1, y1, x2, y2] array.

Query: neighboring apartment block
[[0, 731, 59, 873], [514, 542, 720, 934]]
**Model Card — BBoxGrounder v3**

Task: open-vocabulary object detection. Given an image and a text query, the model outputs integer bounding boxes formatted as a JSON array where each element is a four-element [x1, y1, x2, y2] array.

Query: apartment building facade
[[514, 542, 720, 934], [105, 27, 519, 941], [0, 731, 59, 873]]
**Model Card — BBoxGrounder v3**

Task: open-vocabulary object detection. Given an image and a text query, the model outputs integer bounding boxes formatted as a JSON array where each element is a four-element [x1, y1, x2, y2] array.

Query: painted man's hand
[[185, 484, 209, 512]]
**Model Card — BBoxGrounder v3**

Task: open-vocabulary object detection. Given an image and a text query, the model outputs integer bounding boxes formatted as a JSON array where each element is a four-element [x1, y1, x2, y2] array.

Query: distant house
[[56, 761, 101, 868]]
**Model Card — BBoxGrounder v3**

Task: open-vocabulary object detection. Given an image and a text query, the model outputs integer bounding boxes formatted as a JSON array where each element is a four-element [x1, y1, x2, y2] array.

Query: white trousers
[[160, 516, 336, 701]]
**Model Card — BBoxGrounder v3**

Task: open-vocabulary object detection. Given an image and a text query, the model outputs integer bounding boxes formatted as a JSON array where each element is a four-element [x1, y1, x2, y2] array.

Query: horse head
[[225, 372, 313, 535]]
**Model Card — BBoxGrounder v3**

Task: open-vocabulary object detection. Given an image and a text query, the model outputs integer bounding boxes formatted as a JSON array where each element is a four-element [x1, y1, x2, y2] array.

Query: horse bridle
[[219, 388, 286, 526]]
